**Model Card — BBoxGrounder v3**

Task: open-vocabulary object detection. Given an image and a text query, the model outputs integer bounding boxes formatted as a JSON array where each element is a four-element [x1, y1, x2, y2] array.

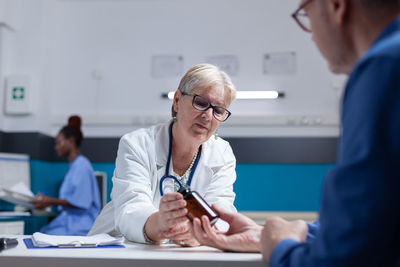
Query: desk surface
[[0, 235, 265, 267]]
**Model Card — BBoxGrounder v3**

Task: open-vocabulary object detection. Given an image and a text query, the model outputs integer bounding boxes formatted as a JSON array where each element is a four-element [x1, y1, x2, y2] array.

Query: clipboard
[[23, 238, 125, 249]]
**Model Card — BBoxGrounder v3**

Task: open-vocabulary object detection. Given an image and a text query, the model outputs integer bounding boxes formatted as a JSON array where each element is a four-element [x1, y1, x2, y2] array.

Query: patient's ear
[[327, 0, 349, 26]]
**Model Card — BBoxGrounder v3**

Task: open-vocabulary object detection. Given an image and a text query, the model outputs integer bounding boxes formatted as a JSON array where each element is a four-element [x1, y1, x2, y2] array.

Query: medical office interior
[[0, 0, 346, 235]]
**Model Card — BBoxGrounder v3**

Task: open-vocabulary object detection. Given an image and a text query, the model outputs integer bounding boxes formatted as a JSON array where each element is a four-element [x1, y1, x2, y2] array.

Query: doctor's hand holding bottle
[[144, 192, 200, 247]]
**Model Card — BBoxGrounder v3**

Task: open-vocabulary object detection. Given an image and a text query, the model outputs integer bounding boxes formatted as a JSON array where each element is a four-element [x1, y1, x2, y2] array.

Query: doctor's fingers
[[175, 239, 200, 247], [159, 199, 186, 212], [164, 220, 191, 237], [160, 207, 188, 221], [171, 234, 200, 247], [162, 217, 188, 234], [167, 227, 194, 241], [162, 192, 184, 202]]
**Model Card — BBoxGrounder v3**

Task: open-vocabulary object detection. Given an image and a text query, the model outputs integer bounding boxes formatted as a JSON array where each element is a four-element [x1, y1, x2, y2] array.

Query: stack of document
[[32, 232, 124, 247], [0, 182, 38, 209]]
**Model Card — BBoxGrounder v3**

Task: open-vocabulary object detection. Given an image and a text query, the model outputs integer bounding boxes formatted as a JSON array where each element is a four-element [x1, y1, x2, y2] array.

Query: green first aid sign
[[5, 75, 32, 114], [12, 87, 25, 100]]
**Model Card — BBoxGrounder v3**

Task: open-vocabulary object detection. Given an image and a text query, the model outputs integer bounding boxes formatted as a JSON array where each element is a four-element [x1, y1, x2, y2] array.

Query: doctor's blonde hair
[[171, 63, 237, 117]]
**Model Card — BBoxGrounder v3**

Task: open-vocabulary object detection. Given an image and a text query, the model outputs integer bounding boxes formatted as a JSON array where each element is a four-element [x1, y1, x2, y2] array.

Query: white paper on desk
[[10, 182, 35, 197], [32, 232, 124, 247], [0, 211, 31, 217]]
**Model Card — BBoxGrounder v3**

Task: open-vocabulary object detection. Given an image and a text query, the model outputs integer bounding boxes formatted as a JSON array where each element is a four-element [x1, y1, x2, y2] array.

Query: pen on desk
[[0, 238, 19, 252]]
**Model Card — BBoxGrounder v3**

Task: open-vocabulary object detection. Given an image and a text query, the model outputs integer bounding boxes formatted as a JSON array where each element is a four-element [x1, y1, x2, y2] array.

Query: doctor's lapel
[[155, 121, 170, 170], [153, 166, 166, 205], [154, 122, 171, 202]]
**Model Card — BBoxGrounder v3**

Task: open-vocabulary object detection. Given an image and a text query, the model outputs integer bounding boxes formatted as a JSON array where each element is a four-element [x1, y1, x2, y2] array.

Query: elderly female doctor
[[89, 63, 237, 246]]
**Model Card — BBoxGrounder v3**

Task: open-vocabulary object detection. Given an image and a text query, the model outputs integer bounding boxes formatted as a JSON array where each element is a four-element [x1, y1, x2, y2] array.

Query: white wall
[[0, 0, 345, 137], [0, 0, 48, 133]]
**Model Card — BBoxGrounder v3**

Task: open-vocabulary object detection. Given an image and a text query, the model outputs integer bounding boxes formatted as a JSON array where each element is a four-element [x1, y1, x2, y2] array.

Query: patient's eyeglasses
[[291, 0, 315, 32]]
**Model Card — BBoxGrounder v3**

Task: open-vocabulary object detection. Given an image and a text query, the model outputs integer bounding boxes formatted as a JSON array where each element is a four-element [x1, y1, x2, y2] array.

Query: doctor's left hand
[[164, 219, 200, 247], [145, 192, 198, 244]]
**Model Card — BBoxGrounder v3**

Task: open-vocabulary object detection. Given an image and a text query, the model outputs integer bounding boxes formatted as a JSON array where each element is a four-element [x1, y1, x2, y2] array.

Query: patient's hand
[[261, 217, 308, 262], [193, 205, 263, 252]]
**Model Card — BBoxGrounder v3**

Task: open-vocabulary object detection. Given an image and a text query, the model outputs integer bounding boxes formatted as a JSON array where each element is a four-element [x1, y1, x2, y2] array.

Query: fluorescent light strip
[[165, 90, 281, 100], [236, 91, 279, 99], [167, 92, 175, 99]]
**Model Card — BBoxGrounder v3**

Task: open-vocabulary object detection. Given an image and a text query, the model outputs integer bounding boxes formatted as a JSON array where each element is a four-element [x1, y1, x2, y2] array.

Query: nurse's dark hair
[[59, 115, 84, 147]]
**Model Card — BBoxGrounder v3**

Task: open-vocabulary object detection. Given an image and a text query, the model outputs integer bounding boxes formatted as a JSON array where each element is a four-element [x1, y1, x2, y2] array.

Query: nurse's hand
[[32, 193, 54, 209], [164, 220, 201, 247], [144, 192, 188, 242]]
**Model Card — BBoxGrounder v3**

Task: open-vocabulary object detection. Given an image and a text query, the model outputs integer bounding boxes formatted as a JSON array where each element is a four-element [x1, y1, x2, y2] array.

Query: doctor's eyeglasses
[[181, 92, 231, 122], [291, 0, 314, 32]]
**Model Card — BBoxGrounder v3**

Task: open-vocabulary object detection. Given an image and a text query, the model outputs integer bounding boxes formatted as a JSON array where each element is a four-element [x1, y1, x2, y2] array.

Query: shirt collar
[[370, 14, 400, 49]]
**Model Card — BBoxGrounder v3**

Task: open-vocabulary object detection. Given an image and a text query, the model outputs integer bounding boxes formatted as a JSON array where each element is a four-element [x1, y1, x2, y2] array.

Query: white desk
[[0, 235, 265, 267]]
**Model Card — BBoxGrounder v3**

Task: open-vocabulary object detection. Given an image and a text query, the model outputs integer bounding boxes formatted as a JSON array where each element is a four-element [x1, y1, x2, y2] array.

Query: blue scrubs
[[41, 155, 100, 235], [270, 15, 400, 266]]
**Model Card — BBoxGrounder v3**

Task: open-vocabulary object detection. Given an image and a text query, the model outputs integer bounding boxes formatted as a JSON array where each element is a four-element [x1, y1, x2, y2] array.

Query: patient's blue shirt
[[269, 15, 400, 267], [41, 155, 100, 235]]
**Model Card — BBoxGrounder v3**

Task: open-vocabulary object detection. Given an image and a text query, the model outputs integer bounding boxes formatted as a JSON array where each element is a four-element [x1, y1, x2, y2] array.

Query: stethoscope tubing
[[159, 121, 202, 196]]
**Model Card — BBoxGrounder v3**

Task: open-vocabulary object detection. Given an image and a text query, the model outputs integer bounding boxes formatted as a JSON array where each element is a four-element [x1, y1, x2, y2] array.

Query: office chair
[[94, 171, 107, 209]]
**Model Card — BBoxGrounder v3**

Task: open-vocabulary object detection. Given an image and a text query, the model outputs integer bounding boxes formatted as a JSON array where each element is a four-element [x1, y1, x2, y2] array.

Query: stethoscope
[[159, 122, 202, 196]]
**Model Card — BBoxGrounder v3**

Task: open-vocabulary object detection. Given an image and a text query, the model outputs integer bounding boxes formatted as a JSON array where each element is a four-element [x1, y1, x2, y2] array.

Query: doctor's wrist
[[143, 225, 160, 244], [144, 213, 165, 243]]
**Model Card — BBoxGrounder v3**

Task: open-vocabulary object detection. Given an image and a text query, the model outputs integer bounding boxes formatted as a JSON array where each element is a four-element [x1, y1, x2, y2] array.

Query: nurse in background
[[33, 115, 100, 235]]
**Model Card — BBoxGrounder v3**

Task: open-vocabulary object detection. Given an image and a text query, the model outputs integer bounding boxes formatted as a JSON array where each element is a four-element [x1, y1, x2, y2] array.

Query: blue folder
[[23, 238, 125, 249]]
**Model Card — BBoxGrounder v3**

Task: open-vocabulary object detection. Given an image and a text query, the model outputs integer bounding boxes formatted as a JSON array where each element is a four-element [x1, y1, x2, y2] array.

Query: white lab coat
[[89, 120, 237, 243]]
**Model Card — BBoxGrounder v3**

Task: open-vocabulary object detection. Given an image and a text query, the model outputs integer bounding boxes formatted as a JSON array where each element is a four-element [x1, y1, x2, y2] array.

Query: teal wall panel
[[29, 160, 333, 212], [30, 160, 115, 202], [30, 160, 69, 197], [234, 163, 333, 211]]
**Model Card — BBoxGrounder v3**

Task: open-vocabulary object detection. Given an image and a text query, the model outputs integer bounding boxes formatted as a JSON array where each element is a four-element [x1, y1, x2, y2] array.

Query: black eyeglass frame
[[181, 91, 232, 122], [291, 0, 315, 32]]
